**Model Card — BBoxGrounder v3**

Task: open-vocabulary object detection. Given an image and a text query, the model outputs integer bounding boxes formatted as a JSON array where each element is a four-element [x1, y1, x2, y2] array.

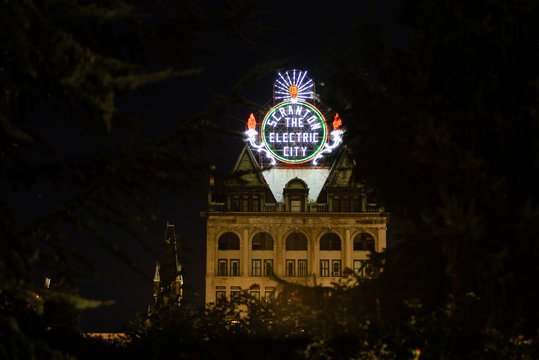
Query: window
[[264, 259, 273, 276], [290, 199, 303, 212], [320, 260, 329, 277], [252, 232, 273, 250], [232, 194, 259, 211], [352, 196, 361, 212], [353, 260, 362, 276], [285, 179, 307, 213], [241, 196, 249, 211], [250, 291, 260, 300], [232, 196, 240, 211], [265, 291, 275, 301], [286, 259, 295, 276], [320, 233, 341, 250], [218, 232, 240, 250], [333, 195, 361, 212], [298, 259, 307, 276], [230, 286, 241, 300], [333, 196, 340, 212], [365, 262, 374, 277], [252, 259, 261, 276], [230, 259, 240, 276], [252, 196, 259, 211], [353, 233, 375, 251], [332, 260, 341, 277], [341, 197, 350, 212], [286, 232, 307, 250], [216, 291, 226, 301], [218, 259, 227, 276]]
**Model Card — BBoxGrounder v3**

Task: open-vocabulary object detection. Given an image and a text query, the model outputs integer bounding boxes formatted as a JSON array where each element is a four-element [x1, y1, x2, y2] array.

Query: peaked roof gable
[[324, 147, 362, 188], [227, 145, 268, 187]]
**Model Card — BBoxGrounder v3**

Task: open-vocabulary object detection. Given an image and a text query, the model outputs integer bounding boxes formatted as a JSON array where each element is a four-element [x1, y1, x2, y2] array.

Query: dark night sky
[[66, 1, 403, 332]]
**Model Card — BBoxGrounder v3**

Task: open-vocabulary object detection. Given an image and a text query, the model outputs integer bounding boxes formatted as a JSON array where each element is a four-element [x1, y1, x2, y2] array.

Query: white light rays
[[274, 70, 314, 103]]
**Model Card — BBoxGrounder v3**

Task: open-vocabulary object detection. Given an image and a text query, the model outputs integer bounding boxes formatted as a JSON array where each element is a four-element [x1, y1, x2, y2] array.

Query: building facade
[[203, 145, 388, 303]]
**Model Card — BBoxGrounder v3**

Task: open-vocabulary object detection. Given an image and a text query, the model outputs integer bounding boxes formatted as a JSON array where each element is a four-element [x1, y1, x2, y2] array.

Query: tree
[[0, 0, 266, 357], [325, 0, 539, 332]]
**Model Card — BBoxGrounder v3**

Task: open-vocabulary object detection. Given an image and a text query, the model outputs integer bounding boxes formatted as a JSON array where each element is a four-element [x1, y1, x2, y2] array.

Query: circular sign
[[262, 101, 327, 164]]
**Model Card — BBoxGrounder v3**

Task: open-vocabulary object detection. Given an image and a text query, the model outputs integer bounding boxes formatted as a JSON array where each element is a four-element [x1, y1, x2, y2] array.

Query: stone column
[[377, 227, 387, 252], [242, 227, 249, 276], [344, 228, 351, 271], [274, 223, 283, 277]]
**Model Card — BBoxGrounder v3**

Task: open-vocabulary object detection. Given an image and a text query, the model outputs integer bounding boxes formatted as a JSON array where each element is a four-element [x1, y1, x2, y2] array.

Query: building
[[202, 70, 389, 303], [152, 222, 183, 308]]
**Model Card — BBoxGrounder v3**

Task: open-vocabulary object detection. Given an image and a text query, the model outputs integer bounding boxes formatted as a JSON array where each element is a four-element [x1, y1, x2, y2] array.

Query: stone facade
[[202, 145, 388, 303]]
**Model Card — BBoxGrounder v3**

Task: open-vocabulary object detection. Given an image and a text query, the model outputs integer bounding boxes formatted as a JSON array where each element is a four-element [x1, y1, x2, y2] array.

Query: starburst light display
[[273, 69, 314, 103]]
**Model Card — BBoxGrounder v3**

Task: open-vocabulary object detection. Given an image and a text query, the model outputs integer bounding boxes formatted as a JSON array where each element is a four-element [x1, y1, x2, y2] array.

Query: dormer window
[[284, 178, 308, 212]]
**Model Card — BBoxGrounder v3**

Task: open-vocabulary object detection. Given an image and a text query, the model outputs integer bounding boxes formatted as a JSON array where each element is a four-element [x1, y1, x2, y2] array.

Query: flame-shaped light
[[333, 113, 342, 130], [247, 113, 256, 130]]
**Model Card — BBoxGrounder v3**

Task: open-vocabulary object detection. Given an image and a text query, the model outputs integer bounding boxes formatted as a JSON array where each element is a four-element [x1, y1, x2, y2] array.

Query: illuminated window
[[252, 259, 261, 276], [332, 260, 341, 277], [286, 232, 307, 250], [286, 259, 295, 276], [264, 259, 273, 276], [298, 259, 307, 276], [218, 232, 240, 250], [250, 291, 260, 300], [252, 232, 273, 250], [217, 259, 227, 276], [320, 233, 341, 250], [353, 233, 375, 251], [320, 260, 329, 277], [230, 259, 240, 276]]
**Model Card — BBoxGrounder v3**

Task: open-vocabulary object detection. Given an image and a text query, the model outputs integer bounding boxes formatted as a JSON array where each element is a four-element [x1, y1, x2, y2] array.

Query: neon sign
[[245, 69, 343, 166], [262, 101, 327, 164], [274, 70, 314, 103]]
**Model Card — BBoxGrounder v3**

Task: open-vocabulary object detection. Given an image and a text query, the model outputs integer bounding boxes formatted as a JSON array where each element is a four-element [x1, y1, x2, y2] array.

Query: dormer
[[283, 178, 309, 212]]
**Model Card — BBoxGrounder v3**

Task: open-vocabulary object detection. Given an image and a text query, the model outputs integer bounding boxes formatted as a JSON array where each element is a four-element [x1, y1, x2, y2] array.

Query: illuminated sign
[[262, 101, 327, 164], [245, 69, 343, 167]]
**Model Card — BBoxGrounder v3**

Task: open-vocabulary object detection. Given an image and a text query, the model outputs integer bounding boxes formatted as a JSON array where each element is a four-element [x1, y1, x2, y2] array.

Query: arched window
[[353, 233, 375, 251], [218, 232, 240, 250], [252, 232, 273, 250], [320, 233, 341, 250], [286, 232, 307, 250]]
